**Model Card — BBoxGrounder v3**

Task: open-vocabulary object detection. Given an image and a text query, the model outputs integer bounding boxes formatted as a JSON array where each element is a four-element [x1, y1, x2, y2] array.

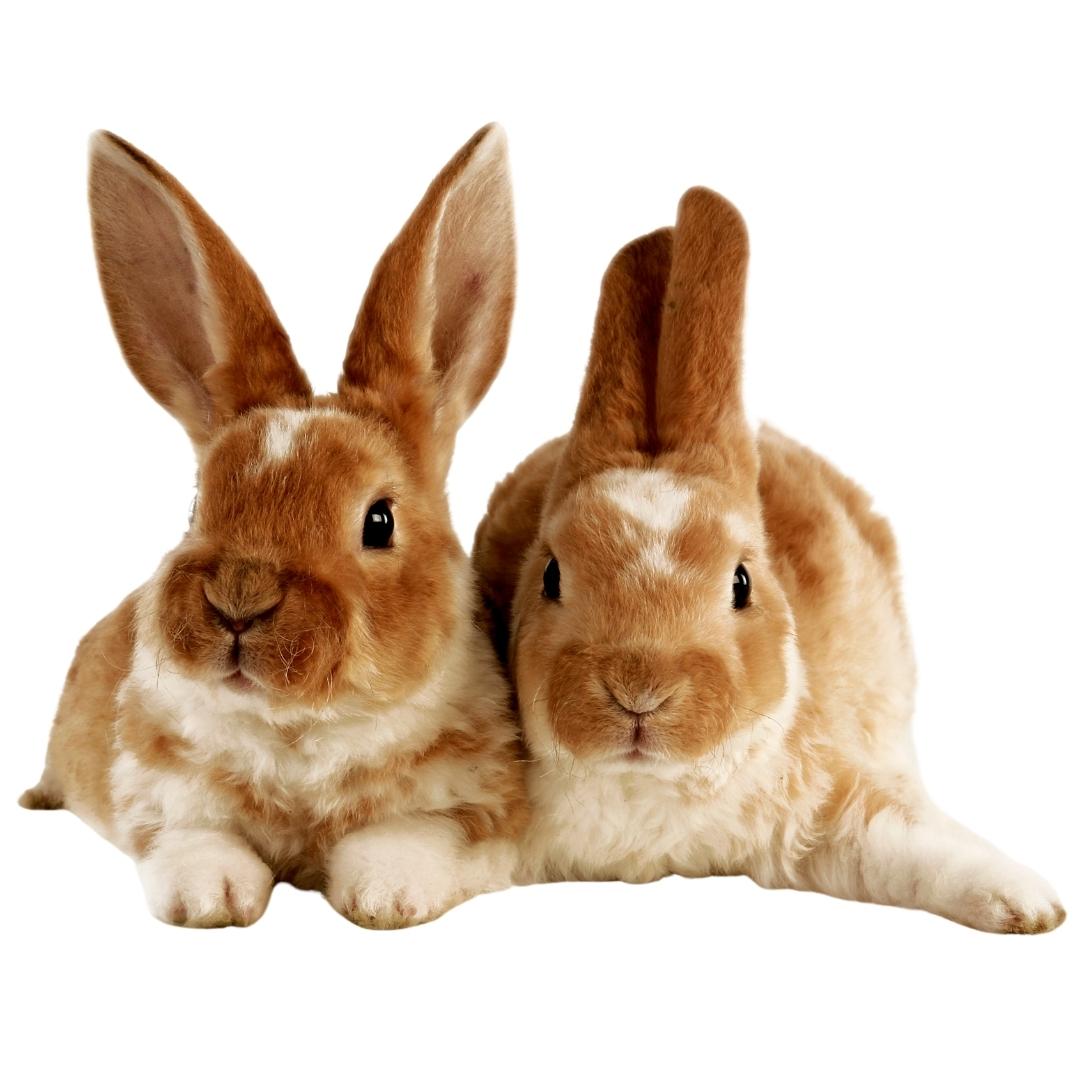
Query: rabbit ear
[[560, 228, 673, 481], [89, 132, 311, 445], [655, 187, 754, 466], [339, 124, 515, 474]]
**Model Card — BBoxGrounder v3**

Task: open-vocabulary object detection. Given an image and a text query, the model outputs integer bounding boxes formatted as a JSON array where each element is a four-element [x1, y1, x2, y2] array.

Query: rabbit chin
[[575, 748, 707, 782], [151, 637, 342, 707], [153, 644, 401, 715]]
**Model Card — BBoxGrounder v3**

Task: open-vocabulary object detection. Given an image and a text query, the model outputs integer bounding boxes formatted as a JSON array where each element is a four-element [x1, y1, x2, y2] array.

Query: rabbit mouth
[[622, 746, 661, 764], [223, 669, 259, 693]]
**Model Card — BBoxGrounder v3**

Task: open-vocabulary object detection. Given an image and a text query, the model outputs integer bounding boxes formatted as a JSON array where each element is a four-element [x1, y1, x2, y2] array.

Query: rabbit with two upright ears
[[22, 125, 526, 928], [474, 187, 1065, 932]]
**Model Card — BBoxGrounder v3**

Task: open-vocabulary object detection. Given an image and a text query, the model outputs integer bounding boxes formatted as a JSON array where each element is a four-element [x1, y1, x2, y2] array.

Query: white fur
[[597, 469, 694, 582], [638, 537, 678, 577], [722, 510, 760, 549], [112, 748, 235, 838], [137, 828, 273, 927], [779, 805, 1065, 933], [260, 409, 309, 465], [602, 469, 690, 533], [519, 637, 808, 883], [327, 816, 515, 928], [112, 567, 516, 908]]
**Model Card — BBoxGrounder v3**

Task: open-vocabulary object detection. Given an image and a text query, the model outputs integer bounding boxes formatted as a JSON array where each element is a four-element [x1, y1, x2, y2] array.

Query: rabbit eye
[[362, 500, 395, 548], [732, 564, 751, 609], [542, 557, 561, 601]]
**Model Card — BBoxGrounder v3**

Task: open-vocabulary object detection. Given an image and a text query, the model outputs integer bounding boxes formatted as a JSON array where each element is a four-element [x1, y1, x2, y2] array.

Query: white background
[[2, 2, 1077, 1077]]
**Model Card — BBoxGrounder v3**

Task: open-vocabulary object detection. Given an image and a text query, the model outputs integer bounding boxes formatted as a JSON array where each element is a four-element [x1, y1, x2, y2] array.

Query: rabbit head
[[89, 126, 514, 709], [511, 189, 799, 775]]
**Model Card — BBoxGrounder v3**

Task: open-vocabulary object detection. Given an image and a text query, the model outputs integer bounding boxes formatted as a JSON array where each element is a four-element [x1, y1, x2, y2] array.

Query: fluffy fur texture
[[473, 188, 1065, 933], [22, 126, 527, 928]]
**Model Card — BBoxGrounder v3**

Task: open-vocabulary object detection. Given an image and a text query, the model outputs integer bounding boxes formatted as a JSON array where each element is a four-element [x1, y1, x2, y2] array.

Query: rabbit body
[[474, 192, 1064, 933], [23, 126, 526, 929], [35, 501, 522, 929]]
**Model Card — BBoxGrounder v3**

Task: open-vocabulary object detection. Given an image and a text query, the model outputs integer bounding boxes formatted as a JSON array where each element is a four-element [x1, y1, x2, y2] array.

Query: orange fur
[[24, 126, 526, 928], [90, 133, 312, 444], [342, 124, 515, 480], [473, 187, 1065, 933]]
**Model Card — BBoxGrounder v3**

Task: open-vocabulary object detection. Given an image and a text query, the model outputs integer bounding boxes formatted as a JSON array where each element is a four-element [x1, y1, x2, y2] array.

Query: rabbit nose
[[204, 558, 283, 633], [203, 559, 283, 635], [205, 596, 280, 635], [605, 682, 673, 717]]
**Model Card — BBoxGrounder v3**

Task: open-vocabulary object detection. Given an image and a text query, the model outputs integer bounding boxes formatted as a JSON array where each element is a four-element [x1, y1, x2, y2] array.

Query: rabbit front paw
[[326, 819, 467, 929], [137, 829, 273, 928]]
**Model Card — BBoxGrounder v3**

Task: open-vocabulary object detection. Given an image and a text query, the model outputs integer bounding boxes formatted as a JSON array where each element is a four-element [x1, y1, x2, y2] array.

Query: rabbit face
[[153, 406, 461, 707], [84, 123, 515, 711], [512, 467, 797, 773]]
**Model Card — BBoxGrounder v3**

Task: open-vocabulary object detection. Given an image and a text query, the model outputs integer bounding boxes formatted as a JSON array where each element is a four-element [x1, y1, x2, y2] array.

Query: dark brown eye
[[362, 500, 394, 548], [542, 557, 561, 601], [733, 564, 751, 609]]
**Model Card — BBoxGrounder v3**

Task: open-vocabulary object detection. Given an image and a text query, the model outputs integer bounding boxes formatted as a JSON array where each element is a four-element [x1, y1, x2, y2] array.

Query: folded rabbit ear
[[88, 133, 312, 445], [560, 228, 673, 483], [560, 188, 755, 495], [655, 187, 755, 468], [340, 124, 515, 476]]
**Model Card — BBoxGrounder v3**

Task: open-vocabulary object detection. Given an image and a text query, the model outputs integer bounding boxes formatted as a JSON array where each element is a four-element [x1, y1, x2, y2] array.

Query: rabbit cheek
[[242, 581, 347, 696], [650, 648, 740, 759], [346, 538, 461, 702], [544, 645, 628, 758], [733, 612, 791, 730], [156, 556, 231, 673]]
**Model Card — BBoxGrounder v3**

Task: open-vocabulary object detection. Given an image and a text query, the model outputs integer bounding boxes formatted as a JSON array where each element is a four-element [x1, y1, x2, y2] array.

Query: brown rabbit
[[474, 187, 1065, 933], [22, 125, 526, 929]]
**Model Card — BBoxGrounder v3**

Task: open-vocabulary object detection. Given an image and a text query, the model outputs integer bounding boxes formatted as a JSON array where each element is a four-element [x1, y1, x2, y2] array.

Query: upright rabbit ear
[[559, 228, 673, 484], [655, 187, 755, 470], [339, 124, 515, 476], [89, 132, 312, 445]]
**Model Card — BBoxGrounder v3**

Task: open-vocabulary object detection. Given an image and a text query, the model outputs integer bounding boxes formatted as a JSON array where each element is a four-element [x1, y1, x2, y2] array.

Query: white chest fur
[[519, 636, 811, 883], [520, 717, 801, 884], [108, 622, 497, 865]]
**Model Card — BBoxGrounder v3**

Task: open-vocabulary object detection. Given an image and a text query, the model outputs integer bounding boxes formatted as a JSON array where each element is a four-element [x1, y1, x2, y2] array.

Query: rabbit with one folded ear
[[21, 125, 527, 928], [474, 187, 1065, 933]]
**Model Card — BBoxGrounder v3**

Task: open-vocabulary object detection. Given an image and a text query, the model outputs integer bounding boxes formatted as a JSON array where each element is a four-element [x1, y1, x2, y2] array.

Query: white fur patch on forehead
[[600, 469, 692, 533], [723, 510, 760, 549], [640, 537, 678, 576], [261, 409, 309, 466]]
